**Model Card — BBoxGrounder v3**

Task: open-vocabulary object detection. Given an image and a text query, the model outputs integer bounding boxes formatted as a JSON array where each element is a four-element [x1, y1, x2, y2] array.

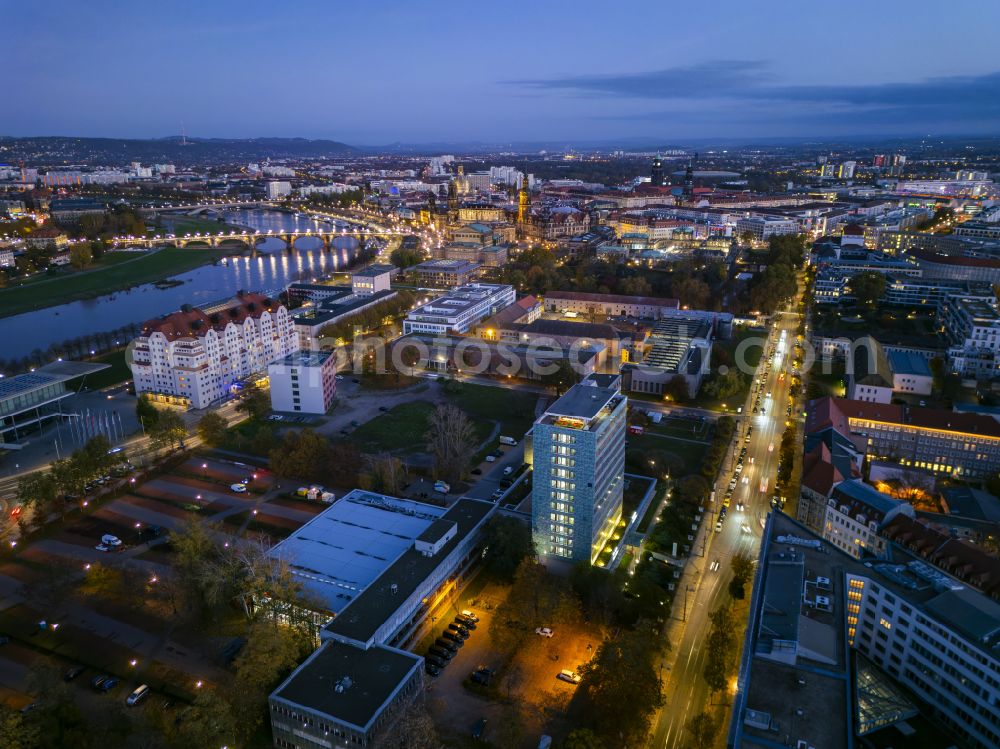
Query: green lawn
[[625, 432, 709, 478], [152, 215, 242, 237], [445, 382, 539, 440], [0, 246, 230, 317], [83, 349, 133, 389], [349, 402, 437, 453]]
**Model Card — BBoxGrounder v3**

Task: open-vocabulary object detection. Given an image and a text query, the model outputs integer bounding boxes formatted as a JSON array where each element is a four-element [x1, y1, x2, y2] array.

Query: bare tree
[[424, 404, 477, 485]]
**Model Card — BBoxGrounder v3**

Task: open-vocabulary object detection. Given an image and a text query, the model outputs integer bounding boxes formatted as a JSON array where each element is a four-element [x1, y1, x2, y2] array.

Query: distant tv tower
[[180, 121, 188, 146]]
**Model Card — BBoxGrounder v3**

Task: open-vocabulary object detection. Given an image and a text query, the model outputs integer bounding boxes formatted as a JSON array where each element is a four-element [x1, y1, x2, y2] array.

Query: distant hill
[[0, 135, 358, 165]]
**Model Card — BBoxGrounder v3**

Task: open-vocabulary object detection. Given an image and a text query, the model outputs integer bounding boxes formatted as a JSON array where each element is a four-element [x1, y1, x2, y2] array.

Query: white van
[[127, 684, 150, 706], [498, 436, 517, 446]]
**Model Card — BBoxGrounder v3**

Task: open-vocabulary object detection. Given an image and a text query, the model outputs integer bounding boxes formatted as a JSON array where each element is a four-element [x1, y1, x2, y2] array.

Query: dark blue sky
[[4, 0, 999, 145]]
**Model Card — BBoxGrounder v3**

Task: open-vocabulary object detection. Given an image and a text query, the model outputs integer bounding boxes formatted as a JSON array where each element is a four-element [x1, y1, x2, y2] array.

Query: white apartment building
[[821, 480, 914, 558], [735, 216, 799, 241], [266, 181, 292, 199], [941, 294, 1000, 379], [131, 294, 298, 409], [402, 283, 515, 336], [268, 351, 337, 415], [351, 264, 394, 295]]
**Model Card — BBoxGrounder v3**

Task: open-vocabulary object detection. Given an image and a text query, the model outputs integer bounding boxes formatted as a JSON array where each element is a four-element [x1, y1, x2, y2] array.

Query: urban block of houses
[[845, 336, 933, 403], [131, 293, 298, 409], [266, 491, 494, 747], [402, 283, 514, 336]]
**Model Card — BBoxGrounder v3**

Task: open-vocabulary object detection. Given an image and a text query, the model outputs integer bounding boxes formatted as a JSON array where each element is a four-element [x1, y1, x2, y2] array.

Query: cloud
[[515, 64, 1000, 130], [512, 60, 772, 99]]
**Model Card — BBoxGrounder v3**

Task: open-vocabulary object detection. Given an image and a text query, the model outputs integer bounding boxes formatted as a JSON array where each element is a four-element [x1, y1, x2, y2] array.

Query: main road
[[649, 302, 803, 748]]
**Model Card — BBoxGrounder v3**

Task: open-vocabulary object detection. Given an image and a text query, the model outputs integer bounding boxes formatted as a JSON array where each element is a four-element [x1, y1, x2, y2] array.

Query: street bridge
[[138, 200, 277, 216], [109, 227, 408, 250]]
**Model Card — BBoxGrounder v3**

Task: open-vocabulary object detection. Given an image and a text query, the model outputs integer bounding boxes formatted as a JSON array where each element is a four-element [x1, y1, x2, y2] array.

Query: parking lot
[[419, 578, 600, 747], [0, 454, 324, 715]]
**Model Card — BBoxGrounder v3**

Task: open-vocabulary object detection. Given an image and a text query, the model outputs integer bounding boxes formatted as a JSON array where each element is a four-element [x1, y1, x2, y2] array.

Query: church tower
[[517, 175, 531, 228], [447, 178, 459, 223], [651, 153, 664, 186]]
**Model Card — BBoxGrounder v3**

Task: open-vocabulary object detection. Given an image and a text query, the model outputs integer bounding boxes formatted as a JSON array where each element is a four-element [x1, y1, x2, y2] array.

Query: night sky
[[4, 0, 999, 144]]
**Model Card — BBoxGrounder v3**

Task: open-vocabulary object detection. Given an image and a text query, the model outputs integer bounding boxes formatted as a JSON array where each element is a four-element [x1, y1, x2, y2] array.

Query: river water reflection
[[0, 209, 360, 360]]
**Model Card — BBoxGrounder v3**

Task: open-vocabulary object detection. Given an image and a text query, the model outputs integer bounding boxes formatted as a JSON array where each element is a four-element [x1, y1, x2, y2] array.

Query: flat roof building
[[267, 490, 495, 747], [729, 511, 1000, 749], [408, 259, 481, 288], [0, 361, 109, 448], [267, 350, 337, 414], [402, 283, 514, 336]]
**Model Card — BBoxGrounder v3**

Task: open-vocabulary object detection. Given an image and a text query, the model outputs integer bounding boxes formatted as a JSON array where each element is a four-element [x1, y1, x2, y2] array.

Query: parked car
[[63, 666, 85, 682], [425, 662, 442, 677], [503, 466, 514, 476], [99, 677, 119, 693], [456, 615, 477, 630], [230, 483, 247, 493], [90, 675, 111, 691], [440, 632, 464, 646], [428, 646, 453, 661], [378, 406, 389, 412], [471, 468, 482, 475], [425, 654, 447, 669], [461, 610, 479, 622], [557, 669, 581, 684], [447, 623, 470, 637], [127, 684, 150, 706], [471, 667, 493, 685], [436, 636, 460, 651], [472, 718, 488, 740], [535, 627, 554, 638]]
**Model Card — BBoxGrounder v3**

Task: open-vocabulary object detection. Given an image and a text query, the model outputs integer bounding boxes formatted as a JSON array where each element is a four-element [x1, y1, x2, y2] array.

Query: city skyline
[[4, 0, 1000, 144]]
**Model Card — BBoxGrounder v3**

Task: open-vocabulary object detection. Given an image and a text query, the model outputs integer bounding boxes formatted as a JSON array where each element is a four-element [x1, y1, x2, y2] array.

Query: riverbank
[[0, 247, 231, 318]]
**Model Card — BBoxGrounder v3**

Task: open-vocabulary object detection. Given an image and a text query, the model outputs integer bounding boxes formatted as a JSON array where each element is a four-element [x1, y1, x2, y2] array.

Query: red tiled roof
[[141, 293, 277, 341], [912, 249, 1000, 269], [807, 397, 1000, 439], [801, 442, 844, 496], [881, 515, 1000, 599]]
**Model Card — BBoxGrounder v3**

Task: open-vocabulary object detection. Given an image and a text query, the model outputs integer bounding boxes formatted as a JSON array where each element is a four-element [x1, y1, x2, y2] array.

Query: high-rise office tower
[[531, 375, 627, 564]]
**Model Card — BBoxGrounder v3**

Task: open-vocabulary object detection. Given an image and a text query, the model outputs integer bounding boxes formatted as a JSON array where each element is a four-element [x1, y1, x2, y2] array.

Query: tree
[[564, 728, 607, 749], [390, 245, 424, 268], [577, 622, 665, 745], [229, 621, 310, 739], [174, 689, 238, 748], [380, 700, 444, 749], [236, 386, 271, 421], [729, 552, 755, 599], [664, 375, 690, 403], [196, 412, 229, 448], [269, 429, 333, 483], [16, 470, 59, 516], [849, 271, 886, 311], [685, 711, 720, 749], [136, 393, 160, 430], [541, 358, 581, 396], [362, 452, 407, 495], [480, 516, 535, 581], [68, 243, 93, 270], [424, 404, 476, 485], [702, 605, 737, 692], [148, 408, 186, 449], [0, 705, 40, 749]]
